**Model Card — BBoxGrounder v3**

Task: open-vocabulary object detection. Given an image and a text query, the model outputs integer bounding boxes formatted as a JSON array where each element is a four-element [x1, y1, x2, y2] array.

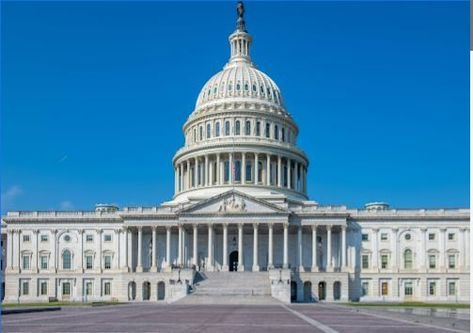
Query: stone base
[[238, 265, 245, 272], [221, 265, 229, 272], [136, 266, 143, 273], [252, 265, 260, 272], [298, 266, 305, 272], [150, 266, 158, 273], [310, 266, 319, 272]]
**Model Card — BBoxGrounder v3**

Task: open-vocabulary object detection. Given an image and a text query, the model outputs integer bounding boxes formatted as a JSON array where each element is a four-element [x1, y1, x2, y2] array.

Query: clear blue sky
[[1, 1, 469, 213]]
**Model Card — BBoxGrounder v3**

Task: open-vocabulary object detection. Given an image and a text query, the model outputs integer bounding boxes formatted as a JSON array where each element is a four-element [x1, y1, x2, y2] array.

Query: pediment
[[178, 190, 288, 216]]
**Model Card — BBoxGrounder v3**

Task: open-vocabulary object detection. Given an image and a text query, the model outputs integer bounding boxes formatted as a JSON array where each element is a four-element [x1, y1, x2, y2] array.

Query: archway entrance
[[128, 282, 136, 301], [142, 282, 151, 301], [290, 281, 297, 302], [334, 281, 341, 300], [318, 281, 326, 301], [303, 281, 312, 302], [229, 251, 238, 271], [157, 281, 165, 300]]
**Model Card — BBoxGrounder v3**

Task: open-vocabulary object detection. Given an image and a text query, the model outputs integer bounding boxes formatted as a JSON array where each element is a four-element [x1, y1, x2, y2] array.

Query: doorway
[[157, 281, 165, 300], [229, 251, 238, 271], [318, 281, 326, 301], [290, 281, 297, 302], [303, 281, 312, 302]]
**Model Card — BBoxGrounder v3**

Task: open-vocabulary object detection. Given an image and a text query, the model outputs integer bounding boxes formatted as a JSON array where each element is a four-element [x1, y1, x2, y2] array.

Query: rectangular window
[[429, 281, 436, 296], [404, 282, 413, 296], [362, 255, 369, 269], [381, 255, 388, 269], [245, 120, 251, 136], [245, 161, 252, 182], [448, 233, 455, 241], [380, 233, 388, 241], [256, 121, 261, 136], [62, 282, 71, 296], [428, 255, 436, 269], [85, 281, 93, 296], [22, 255, 30, 270], [428, 233, 435, 241], [104, 256, 112, 269], [40, 281, 48, 296], [40, 235, 49, 242], [265, 123, 270, 138], [381, 282, 388, 296], [448, 281, 456, 296], [22, 235, 30, 242], [234, 160, 241, 182], [40, 256, 48, 269], [361, 234, 369, 241], [224, 161, 230, 183], [104, 234, 112, 242], [22, 281, 29, 295], [361, 282, 369, 296], [448, 255, 456, 269], [104, 282, 111, 296], [86, 235, 94, 242], [86, 255, 93, 269]]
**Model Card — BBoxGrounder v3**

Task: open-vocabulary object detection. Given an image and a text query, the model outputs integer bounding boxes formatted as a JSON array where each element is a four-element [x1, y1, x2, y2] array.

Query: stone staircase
[[177, 271, 280, 304]]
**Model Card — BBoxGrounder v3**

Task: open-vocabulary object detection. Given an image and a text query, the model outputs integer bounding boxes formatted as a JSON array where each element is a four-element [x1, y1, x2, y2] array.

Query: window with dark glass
[[245, 120, 251, 135], [235, 121, 240, 135], [256, 121, 261, 136], [207, 124, 211, 139], [265, 123, 270, 138], [224, 161, 230, 182], [234, 160, 241, 182], [282, 128, 285, 142], [225, 121, 230, 136], [274, 125, 279, 140], [215, 122, 220, 137], [245, 161, 252, 182], [63, 250, 72, 270]]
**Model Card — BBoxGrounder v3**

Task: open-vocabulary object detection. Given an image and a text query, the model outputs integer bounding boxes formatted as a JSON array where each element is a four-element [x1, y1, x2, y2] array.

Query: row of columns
[[174, 152, 307, 194], [133, 224, 347, 272]]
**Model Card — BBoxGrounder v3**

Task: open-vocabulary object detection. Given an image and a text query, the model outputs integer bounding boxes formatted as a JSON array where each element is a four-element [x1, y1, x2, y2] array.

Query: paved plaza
[[2, 303, 469, 333]]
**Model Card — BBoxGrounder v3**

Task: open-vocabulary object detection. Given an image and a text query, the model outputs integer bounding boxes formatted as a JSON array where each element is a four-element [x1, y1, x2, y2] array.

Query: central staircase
[[177, 271, 279, 304]]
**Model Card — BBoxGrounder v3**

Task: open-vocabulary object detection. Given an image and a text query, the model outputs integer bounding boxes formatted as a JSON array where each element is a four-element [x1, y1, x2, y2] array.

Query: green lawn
[[1, 301, 124, 308], [344, 302, 470, 309]]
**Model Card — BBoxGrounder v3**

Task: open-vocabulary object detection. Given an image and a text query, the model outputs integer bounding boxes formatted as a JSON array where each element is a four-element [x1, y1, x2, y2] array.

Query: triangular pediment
[[178, 190, 288, 216]]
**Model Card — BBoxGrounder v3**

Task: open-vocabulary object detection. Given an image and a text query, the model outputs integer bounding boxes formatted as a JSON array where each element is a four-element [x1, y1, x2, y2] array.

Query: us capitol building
[[2, 2, 469, 304]]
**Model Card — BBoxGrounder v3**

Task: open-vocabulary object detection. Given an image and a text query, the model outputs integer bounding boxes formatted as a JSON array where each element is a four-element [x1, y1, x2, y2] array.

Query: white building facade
[[2, 3, 469, 304]]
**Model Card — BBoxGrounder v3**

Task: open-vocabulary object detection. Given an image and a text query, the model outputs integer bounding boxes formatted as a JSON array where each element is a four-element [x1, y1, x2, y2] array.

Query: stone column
[[341, 225, 347, 269], [277, 155, 282, 187], [465, 229, 470, 269], [327, 226, 332, 272], [186, 160, 191, 190], [287, 159, 291, 189], [283, 223, 288, 268], [268, 224, 274, 269], [420, 227, 427, 270], [222, 223, 229, 271], [180, 163, 184, 192], [217, 153, 221, 185], [252, 224, 259, 272], [78, 229, 84, 272], [238, 224, 244, 271], [178, 225, 183, 266], [209, 157, 214, 186], [7, 230, 13, 270], [391, 228, 398, 271], [52, 229, 57, 272], [33, 229, 39, 273], [165, 227, 171, 269], [174, 167, 178, 193], [17, 230, 21, 272], [297, 226, 304, 272], [123, 227, 129, 271], [254, 153, 259, 185], [311, 225, 318, 272], [242, 152, 246, 183], [136, 227, 143, 272], [115, 229, 121, 271], [266, 154, 271, 185], [372, 228, 378, 270], [207, 224, 214, 271], [194, 157, 198, 187], [295, 161, 299, 191], [439, 227, 446, 270], [205, 155, 209, 186], [151, 227, 157, 272], [193, 224, 198, 267]]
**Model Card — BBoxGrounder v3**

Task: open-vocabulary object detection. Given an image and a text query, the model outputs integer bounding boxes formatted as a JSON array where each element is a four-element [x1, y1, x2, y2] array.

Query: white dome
[[195, 63, 284, 110]]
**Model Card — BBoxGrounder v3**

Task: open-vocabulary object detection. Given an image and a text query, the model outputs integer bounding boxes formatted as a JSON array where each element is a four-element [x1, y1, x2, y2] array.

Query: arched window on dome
[[235, 121, 240, 135], [260, 86, 264, 94], [207, 124, 211, 139], [63, 250, 72, 270], [245, 120, 251, 136], [245, 161, 252, 182], [287, 130, 291, 143], [215, 122, 220, 137], [199, 126, 203, 141], [252, 84, 256, 92], [265, 123, 270, 138], [282, 128, 286, 142], [404, 249, 413, 269], [274, 125, 279, 140], [267, 88, 272, 98], [228, 81, 232, 91], [225, 121, 230, 136], [256, 121, 261, 136], [244, 83, 249, 91], [193, 128, 197, 143], [236, 83, 241, 91]]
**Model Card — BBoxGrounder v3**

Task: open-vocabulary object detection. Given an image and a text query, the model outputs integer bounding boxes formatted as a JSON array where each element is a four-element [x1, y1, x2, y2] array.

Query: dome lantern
[[227, 1, 253, 66]]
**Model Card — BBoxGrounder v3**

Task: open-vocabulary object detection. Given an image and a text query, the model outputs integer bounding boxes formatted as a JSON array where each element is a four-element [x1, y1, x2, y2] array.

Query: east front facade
[[2, 2, 469, 304]]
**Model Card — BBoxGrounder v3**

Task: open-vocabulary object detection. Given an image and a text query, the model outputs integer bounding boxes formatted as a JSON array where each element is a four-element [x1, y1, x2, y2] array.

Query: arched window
[[206, 124, 211, 139], [199, 126, 203, 141], [265, 123, 270, 138], [282, 128, 286, 142], [215, 122, 220, 137], [404, 249, 413, 269], [256, 121, 261, 136], [236, 83, 241, 91], [257, 161, 263, 183], [224, 161, 230, 183], [193, 128, 197, 143], [245, 161, 252, 182], [225, 121, 230, 136], [63, 250, 72, 270], [274, 125, 279, 140], [235, 121, 241, 135], [234, 160, 241, 182], [245, 120, 251, 135]]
